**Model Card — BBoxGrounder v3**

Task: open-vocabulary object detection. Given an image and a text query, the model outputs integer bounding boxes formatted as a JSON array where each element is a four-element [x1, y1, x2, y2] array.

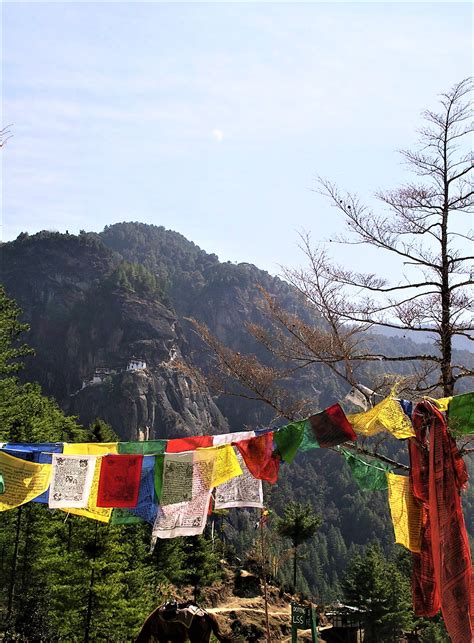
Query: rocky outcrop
[[66, 366, 227, 440]]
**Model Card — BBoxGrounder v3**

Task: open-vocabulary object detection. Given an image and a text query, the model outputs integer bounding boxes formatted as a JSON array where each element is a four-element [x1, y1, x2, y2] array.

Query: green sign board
[[291, 603, 310, 629], [291, 602, 318, 642]]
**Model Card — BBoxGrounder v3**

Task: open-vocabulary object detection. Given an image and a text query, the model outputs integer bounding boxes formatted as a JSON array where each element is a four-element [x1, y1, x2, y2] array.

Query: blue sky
[[2, 2, 472, 276]]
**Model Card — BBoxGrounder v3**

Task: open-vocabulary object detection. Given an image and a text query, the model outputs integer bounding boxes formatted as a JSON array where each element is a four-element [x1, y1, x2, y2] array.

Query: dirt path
[[207, 595, 290, 618], [208, 606, 290, 616]]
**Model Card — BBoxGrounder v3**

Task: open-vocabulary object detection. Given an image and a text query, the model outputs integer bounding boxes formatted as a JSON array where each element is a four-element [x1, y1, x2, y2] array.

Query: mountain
[[1, 223, 472, 600]]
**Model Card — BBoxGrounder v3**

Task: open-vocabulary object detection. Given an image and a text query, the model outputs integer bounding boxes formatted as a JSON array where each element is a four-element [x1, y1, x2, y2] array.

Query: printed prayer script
[[151, 459, 212, 541], [49, 454, 96, 509], [160, 452, 194, 506], [215, 450, 263, 509]]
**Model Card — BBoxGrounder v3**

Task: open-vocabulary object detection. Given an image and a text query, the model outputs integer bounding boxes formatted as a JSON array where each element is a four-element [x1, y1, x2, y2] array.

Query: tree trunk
[[293, 546, 297, 592]]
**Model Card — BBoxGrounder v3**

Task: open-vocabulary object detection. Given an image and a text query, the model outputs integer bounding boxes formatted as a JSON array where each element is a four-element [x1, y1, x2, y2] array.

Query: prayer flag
[[386, 473, 422, 552], [348, 396, 415, 439], [300, 404, 356, 450], [0, 451, 51, 511], [5, 442, 63, 454], [111, 455, 159, 524], [160, 452, 194, 506], [96, 454, 143, 508], [212, 430, 256, 445], [166, 435, 213, 453], [118, 440, 166, 455], [340, 448, 392, 491], [236, 433, 280, 484], [194, 444, 243, 488], [215, 449, 263, 509], [447, 392, 474, 436], [63, 442, 118, 455], [49, 454, 96, 508], [61, 457, 112, 522], [274, 420, 305, 463]]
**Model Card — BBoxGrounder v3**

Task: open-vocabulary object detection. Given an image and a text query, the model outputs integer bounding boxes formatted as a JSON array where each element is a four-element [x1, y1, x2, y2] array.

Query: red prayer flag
[[409, 401, 472, 642], [96, 454, 143, 508], [236, 433, 280, 484], [166, 435, 213, 453], [308, 403, 356, 448]]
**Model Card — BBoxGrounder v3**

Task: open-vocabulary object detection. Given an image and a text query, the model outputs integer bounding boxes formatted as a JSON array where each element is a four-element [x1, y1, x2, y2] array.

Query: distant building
[[127, 357, 147, 371], [80, 358, 147, 391], [82, 367, 117, 388]]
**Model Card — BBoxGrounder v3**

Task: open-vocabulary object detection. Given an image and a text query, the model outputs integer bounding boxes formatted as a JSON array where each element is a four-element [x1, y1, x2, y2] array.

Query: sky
[[2, 2, 472, 277]]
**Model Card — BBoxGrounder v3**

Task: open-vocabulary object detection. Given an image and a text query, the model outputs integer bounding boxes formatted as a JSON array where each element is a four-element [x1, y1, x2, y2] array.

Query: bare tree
[[190, 79, 473, 464], [309, 78, 473, 397], [0, 125, 13, 147]]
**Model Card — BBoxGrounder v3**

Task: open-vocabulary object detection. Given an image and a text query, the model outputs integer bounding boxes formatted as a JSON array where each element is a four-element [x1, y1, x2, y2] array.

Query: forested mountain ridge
[[1, 223, 472, 603]]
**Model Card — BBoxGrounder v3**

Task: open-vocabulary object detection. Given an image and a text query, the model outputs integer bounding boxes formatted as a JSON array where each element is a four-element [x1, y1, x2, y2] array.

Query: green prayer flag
[[340, 448, 392, 491], [153, 454, 165, 502], [0, 474, 4, 494], [111, 508, 142, 525], [118, 440, 167, 455], [448, 392, 474, 436], [299, 420, 319, 452], [274, 420, 306, 463]]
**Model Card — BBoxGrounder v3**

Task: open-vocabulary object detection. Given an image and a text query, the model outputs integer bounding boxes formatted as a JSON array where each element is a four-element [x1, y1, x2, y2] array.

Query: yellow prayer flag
[[0, 451, 51, 511], [348, 397, 415, 439], [63, 442, 118, 455], [61, 457, 111, 523], [426, 396, 453, 412], [195, 444, 243, 488], [387, 473, 422, 553]]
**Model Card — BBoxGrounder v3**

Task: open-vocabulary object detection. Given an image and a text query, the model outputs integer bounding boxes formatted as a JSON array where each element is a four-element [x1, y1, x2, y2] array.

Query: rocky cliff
[[1, 231, 228, 439]]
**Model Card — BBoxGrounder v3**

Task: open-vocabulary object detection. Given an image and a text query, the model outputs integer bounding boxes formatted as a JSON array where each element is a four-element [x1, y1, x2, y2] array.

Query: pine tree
[[275, 501, 321, 592], [342, 542, 413, 642], [181, 535, 221, 602]]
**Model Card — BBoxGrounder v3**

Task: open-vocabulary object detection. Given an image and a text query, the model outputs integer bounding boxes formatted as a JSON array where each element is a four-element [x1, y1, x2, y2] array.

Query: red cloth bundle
[[409, 401, 472, 642]]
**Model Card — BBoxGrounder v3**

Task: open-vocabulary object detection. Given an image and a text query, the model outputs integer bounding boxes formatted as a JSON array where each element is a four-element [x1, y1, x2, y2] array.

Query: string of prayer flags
[[96, 454, 143, 508], [0, 451, 52, 511], [447, 392, 474, 436], [300, 404, 356, 451], [236, 433, 280, 484], [49, 454, 96, 509], [348, 396, 415, 439], [118, 440, 166, 455], [166, 435, 213, 453], [386, 473, 421, 552], [339, 448, 392, 491], [63, 442, 118, 455], [274, 420, 305, 463], [62, 457, 112, 523]]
